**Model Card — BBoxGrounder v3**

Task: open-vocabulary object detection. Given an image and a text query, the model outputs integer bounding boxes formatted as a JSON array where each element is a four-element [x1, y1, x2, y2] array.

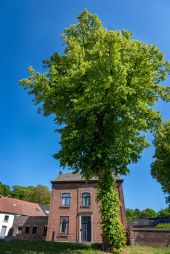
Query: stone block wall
[[129, 227, 170, 247]]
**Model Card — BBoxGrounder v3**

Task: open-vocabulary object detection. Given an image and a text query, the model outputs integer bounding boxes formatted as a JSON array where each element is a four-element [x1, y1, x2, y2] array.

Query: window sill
[[57, 234, 69, 239], [59, 206, 70, 209]]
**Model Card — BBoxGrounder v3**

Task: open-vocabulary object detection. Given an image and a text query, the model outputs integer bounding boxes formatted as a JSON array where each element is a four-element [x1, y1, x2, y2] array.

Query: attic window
[[12, 204, 16, 207]]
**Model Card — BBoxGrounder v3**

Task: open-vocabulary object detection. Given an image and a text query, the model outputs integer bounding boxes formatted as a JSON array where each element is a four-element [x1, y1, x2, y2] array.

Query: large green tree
[[151, 120, 170, 204], [19, 10, 170, 253]]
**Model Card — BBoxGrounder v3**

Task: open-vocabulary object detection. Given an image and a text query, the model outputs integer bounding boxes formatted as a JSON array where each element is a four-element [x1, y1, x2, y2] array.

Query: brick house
[[46, 173, 126, 243]]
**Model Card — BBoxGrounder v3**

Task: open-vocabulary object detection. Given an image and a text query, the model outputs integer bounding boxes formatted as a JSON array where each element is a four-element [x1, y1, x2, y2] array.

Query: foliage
[[157, 208, 170, 217], [156, 223, 170, 229], [126, 208, 142, 221], [141, 208, 157, 218], [97, 176, 126, 253], [11, 185, 51, 205], [126, 208, 170, 221], [151, 120, 170, 204], [19, 10, 170, 252], [0, 182, 11, 196]]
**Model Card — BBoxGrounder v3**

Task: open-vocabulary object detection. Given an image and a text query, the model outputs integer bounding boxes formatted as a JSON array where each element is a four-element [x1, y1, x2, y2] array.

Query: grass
[[124, 246, 170, 254], [156, 223, 170, 229], [0, 240, 104, 254], [0, 240, 170, 254]]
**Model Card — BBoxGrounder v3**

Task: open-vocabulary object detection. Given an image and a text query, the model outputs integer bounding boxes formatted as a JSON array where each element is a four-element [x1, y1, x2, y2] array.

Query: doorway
[[80, 216, 91, 242], [0, 226, 7, 238]]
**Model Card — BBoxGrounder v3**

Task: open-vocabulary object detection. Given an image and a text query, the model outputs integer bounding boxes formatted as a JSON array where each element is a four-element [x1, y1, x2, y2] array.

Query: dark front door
[[81, 216, 91, 242]]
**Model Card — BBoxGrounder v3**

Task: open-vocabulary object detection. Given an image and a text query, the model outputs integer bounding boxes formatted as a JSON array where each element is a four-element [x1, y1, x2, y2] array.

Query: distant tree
[[157, 207, 170, 217], [11, 185, 33, 200], [126, 207, 170, 222], [126, 209, 136, 221], [0, 182, 11, 196], [29, 185, 51, 205], [151, 120, 170, 204], [141, 208, 157, 218], [19, 10, 170, 253], [126, 208, 143, 221], [11, 185, 50, 205]]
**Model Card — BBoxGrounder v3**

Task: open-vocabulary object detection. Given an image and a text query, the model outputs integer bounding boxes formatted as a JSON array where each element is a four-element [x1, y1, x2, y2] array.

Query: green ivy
[[97, 173, 126, 253]]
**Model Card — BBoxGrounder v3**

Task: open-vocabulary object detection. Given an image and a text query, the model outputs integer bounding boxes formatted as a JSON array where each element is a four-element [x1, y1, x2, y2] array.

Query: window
[[25, 226, 29, 234], [17, 226, 22, 235], [32, 226, 37, 234], [43, 226, 47, 237], [0, 226, 7, 238], [4, 215, 9, 222], [82, 192, 91, 207], [60, 216, 69, 235], [61, 193, 70, 207]]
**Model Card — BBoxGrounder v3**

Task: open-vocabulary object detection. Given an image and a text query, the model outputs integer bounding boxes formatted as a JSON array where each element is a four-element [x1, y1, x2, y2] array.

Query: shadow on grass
[[0, 240, 103, 254]]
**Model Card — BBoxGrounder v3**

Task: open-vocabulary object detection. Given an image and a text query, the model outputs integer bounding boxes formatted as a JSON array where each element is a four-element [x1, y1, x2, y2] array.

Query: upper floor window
[[61, 193, 70, 207], [4, 215, 9, 222], [82, 192, 91, 207]]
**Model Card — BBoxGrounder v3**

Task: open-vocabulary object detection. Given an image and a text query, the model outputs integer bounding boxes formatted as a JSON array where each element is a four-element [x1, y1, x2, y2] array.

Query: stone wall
[[13, 215, 48, 241], [129, 227, 170, 247]]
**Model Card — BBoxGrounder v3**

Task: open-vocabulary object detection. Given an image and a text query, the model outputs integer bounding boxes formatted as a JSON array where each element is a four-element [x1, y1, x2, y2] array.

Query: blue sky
[[0, 0, 170, 211]]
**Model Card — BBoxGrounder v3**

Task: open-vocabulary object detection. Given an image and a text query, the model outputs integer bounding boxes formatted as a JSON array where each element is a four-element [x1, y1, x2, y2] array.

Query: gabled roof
[[53, 172, 120, 183], [0, 196, 48, 216]]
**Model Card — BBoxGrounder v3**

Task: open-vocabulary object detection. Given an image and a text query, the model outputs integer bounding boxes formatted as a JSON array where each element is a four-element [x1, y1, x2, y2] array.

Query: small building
[[128, 217, 170, 228], [46, 172, 126, 243], [0, 196, 48, 239], [13, 215, 48, 241]]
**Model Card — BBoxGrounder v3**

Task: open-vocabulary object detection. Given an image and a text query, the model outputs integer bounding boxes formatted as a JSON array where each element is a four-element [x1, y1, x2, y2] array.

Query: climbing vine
[[97, 173, 126, 254]]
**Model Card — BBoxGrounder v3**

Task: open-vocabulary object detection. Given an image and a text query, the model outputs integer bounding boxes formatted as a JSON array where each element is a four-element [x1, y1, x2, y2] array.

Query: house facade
[[0, 196, 48, 239], [46, 173, 127, 243], [0, 213, 14, 239]]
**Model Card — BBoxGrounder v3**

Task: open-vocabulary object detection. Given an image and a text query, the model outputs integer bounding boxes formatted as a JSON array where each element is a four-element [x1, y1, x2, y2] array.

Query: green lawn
[[124, 246, 170, 254], [0, 240, 170, 254], [0, 240, 103, 254]]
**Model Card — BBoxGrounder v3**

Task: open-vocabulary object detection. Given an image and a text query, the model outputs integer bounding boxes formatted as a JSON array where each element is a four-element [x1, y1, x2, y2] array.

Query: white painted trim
[[79, 215, 81, 243]]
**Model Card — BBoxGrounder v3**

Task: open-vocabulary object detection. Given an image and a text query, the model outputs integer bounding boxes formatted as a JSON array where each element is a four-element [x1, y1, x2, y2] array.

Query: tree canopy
[[151, 120, 170, 204], [11, 185, 51, 205], [20, 11, 170, 179], [0, 182, 11, 197], [0, 183, 50, 205], [19, 10, 170, 253]]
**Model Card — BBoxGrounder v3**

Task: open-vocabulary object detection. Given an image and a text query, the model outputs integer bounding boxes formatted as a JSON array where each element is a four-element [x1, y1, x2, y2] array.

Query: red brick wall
[[46, 180, 126, 243]]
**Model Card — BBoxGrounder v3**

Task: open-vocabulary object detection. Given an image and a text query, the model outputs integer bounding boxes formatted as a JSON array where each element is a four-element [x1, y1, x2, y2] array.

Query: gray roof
[[54, 172, 120, 182], [128, 217, 170, 228]]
